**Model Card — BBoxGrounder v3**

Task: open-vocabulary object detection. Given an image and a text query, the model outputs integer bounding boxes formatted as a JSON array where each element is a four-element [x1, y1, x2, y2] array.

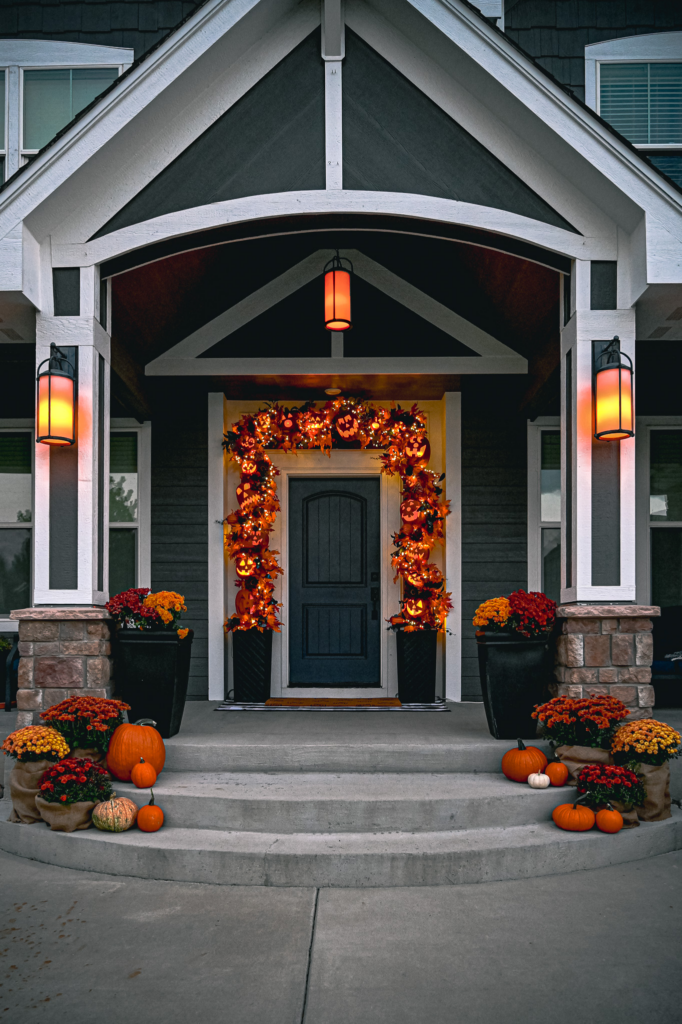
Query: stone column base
[[552, 605, 660, 720], [9, 608, 114, 728]]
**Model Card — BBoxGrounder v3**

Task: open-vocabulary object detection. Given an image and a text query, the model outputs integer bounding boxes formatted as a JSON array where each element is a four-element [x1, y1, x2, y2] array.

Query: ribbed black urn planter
[[476, 631, 551, 740], [232, 628, 273, 703], [395, 629, 438, 703], [114, 629, 194, 738]]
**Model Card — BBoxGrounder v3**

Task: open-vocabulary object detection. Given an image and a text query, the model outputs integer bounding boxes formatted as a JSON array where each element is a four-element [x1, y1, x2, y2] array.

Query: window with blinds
[[600, 62, 682, 145]]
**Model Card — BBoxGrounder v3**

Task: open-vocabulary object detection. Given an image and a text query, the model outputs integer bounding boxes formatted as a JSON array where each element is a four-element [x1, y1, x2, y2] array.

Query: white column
[[207, 393, 228, 700], [444, 391, 462, 700], [322, 0, 344, 190], [33, 302, 111, 607], [560, 259, 636, 603]]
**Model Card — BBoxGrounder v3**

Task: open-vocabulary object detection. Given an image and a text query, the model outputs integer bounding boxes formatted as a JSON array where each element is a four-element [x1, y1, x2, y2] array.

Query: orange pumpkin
[[241, 460, 258, 475], [334, 413, 359, 440], [552, 801, 596, 831], [235, 589, 258, 616], [131, 757, 158, 789], [92, 795, 139, 832], [236, 481, 253, 504], [545, 761, 569, 787], [107, 720, 166, 782], [596, 804, 624, 834], [501, 738, 548, 783], [405, 438, 430, 463], [236, 554, 258, 577], [137, 789, 164, 832], [404, 598, 425, 619], [400, 499, 424, 524]]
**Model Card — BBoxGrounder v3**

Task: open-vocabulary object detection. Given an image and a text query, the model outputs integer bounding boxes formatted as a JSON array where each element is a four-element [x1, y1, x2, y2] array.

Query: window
[[0, 430, 33, 620], [108, 423, 150, 598], [22, 67, 118, 153], [599, 62, 682, 185], [528, 419, 561, 604], [0, 41, 133, 181], [649, 429, 682, 608]]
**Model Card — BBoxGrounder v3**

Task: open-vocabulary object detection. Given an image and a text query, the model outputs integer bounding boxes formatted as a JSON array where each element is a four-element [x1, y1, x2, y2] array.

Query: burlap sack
[[8, 760, 55, 824], [35, 796, 96, 832], [71, 748, 107, 765], [635, 762, 671, 822], [555, 745, 613, 786]]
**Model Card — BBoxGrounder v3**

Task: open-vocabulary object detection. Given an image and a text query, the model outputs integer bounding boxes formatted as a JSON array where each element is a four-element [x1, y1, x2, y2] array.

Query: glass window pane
[[651, 528, 682, 608], [541, 527, 561, 604], [600, 63, 649, 144], [540, 431, 561, 522], [650, 431, 682, 521], [110, 433, 138, 522], [109, 528, 136, 596], [0, 156, 4, 185], [0, 433, 32, 523], [23, 67, 118, 150], [648, 153, 682, 187], [650, 63, 682, 145], [0, 529, 31, 614]]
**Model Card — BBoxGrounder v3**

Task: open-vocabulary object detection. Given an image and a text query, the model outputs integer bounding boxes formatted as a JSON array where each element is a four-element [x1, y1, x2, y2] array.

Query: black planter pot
[[114, 629, 194, 739], [476, 631, 551, 740], [232, 629, 273, 703], [395, 629, 438, 703]]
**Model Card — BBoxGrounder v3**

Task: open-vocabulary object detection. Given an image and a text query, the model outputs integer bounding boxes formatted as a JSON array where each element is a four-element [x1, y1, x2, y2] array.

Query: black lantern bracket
[[323, 249, 354, 275]]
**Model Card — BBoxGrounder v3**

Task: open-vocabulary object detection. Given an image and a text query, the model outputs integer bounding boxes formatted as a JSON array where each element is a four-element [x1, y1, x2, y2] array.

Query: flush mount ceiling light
[[325, 388, 342, 396]]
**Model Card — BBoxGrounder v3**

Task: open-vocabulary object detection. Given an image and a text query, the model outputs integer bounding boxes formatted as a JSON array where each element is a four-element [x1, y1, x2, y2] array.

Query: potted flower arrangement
[[611, 719, 681, 822], [576, 763, 646, 829], [2, 726, 70, 823], [106, 588, 193, 738], [532, 695, 630, 781], [40, 695, 130, 764], [35, 757, 113, 832], [474, 590, 557, 739]]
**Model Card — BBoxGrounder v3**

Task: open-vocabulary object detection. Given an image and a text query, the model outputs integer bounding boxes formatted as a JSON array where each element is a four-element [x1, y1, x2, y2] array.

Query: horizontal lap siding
[[460, 411, 528, 701], [151, 409, 208, 699]]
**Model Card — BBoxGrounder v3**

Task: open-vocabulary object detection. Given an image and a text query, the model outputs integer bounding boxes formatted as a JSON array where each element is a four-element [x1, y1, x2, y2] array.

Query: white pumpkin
[[527, 770, 551, 789]]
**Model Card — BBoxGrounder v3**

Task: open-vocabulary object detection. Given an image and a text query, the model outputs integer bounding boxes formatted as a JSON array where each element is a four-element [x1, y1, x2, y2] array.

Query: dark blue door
[[289, 477, 380, 686]]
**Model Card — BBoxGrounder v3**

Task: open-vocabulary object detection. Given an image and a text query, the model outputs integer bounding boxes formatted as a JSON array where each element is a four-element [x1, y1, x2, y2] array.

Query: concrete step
[[113, 772, 573, 833], [1, 807, 679, 887]]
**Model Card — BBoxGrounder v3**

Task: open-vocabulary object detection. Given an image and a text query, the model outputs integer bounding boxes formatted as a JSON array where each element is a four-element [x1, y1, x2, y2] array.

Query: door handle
[[371, 587, 380, 620]]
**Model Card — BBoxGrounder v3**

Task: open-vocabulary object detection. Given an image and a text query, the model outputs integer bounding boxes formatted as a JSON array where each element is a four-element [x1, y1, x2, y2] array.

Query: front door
[[288, 477, 381, 686]]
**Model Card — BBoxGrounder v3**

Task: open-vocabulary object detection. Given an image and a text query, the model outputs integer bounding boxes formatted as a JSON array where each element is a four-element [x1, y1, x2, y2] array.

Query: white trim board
[[145, 246, 527, 375]]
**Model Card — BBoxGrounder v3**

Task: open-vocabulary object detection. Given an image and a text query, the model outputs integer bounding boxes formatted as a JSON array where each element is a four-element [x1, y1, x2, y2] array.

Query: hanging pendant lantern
[[594, 336, 634, 442], [36, 343, 76, 446], [324, 251, 353, 331]]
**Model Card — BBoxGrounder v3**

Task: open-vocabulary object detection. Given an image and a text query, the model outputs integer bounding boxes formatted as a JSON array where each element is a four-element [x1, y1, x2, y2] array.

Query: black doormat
[[216, 699, 450, 712]]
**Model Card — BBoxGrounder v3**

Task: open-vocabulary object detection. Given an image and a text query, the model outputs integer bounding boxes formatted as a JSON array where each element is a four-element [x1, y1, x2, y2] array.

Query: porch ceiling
[[112, 228, 559, 405]]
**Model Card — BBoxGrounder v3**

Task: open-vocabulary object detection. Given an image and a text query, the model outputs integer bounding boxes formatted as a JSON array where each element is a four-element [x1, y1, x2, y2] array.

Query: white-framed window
[[527, 417, 561, 604], [0, 421, 34, 631], [636, 416, 682, 608], [585, 33, 682, 187], [0, 41, 133, 182], [109, 420, 151, 598]]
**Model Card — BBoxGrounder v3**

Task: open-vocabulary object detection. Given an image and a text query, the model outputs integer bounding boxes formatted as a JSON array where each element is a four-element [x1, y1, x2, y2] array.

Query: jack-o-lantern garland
[[222, 400, 452, 633]]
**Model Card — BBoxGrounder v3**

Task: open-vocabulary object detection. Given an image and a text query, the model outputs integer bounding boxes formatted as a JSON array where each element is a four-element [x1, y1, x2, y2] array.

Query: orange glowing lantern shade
[[594, 337, 634, 442], [36, 344, 76, 446], [324, 251, 352, 331]]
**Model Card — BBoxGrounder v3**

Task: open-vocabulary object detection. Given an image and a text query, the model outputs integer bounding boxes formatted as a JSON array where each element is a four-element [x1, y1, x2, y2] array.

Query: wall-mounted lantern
[[324, 251, 352, 331], [594, 336, 634, 442], [36, 343, 76, 446]]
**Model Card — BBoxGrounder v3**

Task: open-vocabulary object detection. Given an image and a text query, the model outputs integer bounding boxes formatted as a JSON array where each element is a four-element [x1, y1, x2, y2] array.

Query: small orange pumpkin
[[405, 438, 430, 463], [236, 481, 253, 504], [545, 761, 569, 787], [92, 795, 139, 832], [552, 801, 596, 831], [131, 757, 158, 789], [400, 499, 424, 524], [596, 803, 624, 834], [137, 789, 164, 832], [501, 738, 548, 783], [107, 720, 166, 782], [236, 554, 258, 577]]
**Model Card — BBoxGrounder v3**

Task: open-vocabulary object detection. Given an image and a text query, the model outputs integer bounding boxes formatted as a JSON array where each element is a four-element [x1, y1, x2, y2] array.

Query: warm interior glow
[[595, 366, 633, 441], [324, 269, 351, 330], [37, 373, 75, 445]]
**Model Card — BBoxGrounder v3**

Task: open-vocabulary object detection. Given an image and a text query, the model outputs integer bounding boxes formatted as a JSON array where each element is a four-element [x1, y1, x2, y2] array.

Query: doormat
[[216, 698, 450, 712]]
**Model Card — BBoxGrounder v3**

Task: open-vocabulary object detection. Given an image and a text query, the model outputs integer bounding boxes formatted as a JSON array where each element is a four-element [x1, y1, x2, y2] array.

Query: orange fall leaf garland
[[222, 400, 452, 633]]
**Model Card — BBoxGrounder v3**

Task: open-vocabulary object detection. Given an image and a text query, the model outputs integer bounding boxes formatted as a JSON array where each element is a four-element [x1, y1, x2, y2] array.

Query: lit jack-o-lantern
[[235, 589, 258, 616], [404, 598, 425, 619], [241, 460, 258, 475], [400, 499, 424, 524], [334, 412, 359, 440], [236, 481, 254, 504], [280, 413, 295, 432], [236, 554, 259, 577], [405, 573, 424, 589], [404, 438, 430, 463]]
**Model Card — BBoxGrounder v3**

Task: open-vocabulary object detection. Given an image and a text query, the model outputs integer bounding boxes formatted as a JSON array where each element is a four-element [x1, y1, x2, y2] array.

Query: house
[[1, 0, 682, 717]]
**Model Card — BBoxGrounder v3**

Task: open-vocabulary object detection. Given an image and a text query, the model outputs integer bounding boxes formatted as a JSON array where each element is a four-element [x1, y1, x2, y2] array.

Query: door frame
[[270, 451, 400, 697]]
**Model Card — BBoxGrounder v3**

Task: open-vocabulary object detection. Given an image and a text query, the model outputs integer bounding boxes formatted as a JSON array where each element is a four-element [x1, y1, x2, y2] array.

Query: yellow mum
[[612, 719, 681, 759], [473, 597, 511, 628]]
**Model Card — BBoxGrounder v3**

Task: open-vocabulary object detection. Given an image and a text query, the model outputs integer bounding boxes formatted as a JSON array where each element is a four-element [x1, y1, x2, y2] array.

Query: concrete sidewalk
[[1, 846, 680, 1024]]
